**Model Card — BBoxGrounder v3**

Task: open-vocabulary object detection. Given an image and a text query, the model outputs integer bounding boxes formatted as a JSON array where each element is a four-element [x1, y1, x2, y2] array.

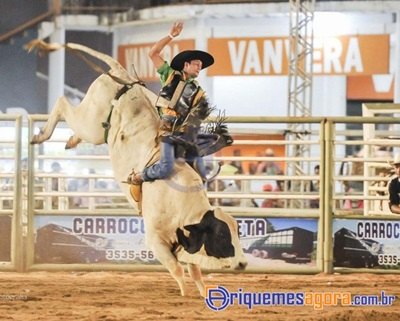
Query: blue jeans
[[142, 141, 206, 181], [187, 153, 207, 181]]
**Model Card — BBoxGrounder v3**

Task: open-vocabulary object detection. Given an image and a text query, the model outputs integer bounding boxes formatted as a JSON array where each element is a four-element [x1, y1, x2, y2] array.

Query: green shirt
[[157, 61, 199, 87], [157, 62, 174, 86]]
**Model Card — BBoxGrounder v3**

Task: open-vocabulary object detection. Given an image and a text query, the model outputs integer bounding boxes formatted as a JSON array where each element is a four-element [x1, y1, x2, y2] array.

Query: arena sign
[[333, 219, 400, 269], [33, 215, 318, 270], [238, 217, 318, 269], [118, 35, 388, 79], [207, 34, 389, 76], [34, 216, 159, 265], [118, 39, 195, 81], [0, 215, 12, 262]]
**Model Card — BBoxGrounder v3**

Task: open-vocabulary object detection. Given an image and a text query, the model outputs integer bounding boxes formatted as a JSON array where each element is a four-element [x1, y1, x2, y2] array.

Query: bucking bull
[[26, 40, 247, 297]]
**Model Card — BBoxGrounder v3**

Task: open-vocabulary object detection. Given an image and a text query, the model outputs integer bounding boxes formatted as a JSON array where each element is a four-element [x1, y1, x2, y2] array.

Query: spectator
[[256, 148, 281, 175], [388, 154, 400, 214], [310, 165, 320, 208], [261, 183, 283, 208], [342, 181, 363, 210], [276, 178, 285, 192], [207, 178, 225, 206], [230, 149, 244, 174], [220, 161, 240, 176], [249, 151, 263, 174], [221, 180, 240, 207], [50, 161, 62, 191], [50, 161, 63, 208]]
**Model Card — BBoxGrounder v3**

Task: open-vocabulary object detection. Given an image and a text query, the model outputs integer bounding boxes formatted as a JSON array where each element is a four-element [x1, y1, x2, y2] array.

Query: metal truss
[[287, 0, 315, 208]]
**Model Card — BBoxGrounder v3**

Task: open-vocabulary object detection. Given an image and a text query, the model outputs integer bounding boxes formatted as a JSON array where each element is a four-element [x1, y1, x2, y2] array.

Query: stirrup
[[126, 170, 143, 185], [122, 169, 143, 204], [129, 184, 142, 203]]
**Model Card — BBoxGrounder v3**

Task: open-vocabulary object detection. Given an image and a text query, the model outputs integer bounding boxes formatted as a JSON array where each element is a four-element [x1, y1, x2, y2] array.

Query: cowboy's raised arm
[[148, 21, 183, 70]]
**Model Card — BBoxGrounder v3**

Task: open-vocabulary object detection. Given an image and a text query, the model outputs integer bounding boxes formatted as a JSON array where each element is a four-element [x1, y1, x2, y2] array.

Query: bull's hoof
[[31, 129, 45, 145], [30, 135, 41, 145], [65, 136, 82, 149]]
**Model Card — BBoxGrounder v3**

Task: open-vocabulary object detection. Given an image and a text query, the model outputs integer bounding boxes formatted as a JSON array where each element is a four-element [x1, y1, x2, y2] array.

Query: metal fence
[[1, 105, 400, 273], [0, 115, 23, 271]]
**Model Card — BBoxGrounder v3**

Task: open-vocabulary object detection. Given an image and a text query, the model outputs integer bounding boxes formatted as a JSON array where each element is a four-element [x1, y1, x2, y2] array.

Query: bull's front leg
[[31, 96, 72, 144]]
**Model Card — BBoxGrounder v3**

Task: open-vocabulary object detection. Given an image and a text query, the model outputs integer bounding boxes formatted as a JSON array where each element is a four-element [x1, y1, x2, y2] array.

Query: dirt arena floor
[[0, 271, 399, 321]]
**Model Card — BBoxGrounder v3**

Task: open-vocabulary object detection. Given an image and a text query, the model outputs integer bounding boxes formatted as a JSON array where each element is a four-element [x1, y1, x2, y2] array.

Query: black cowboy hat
[[170, 50, 214, 71]]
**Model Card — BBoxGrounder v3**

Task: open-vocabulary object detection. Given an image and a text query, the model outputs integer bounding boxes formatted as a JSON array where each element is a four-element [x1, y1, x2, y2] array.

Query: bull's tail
[[25, 39, 64, 54], [65, 42, 125, 73], [25, 39, 128, 79]]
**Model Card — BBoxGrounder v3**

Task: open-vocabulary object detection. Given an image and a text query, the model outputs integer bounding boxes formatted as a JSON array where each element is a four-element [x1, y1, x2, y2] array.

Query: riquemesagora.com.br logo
[[205, 285, 396, 311]]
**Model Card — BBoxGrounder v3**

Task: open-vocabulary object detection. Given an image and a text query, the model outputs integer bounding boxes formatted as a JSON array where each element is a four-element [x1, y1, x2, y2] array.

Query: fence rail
[[1, 107, 400, 273]]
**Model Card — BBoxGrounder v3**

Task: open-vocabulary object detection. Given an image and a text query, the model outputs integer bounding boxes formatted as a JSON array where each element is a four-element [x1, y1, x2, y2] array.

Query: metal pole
[[323, 120, 334, 274], [47, 20, 65, 112]]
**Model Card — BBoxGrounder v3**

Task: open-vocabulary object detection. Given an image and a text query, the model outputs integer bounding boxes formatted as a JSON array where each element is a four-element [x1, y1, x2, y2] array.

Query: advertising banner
[[333, 219, 400, 269], [118, 39, 195, 81], [238, 217, 318, 269], [118, 35, 388, 79], [34, 216, 159, 265], [207, 35, 389, 76], [34, 215, 318, 269], [0, 215, 12, 262]]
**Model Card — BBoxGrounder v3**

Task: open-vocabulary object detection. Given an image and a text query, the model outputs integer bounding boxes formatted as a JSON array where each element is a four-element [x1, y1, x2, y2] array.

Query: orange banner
[[347, 75, 394, 100], [207, 35, 389, 76], [118, 40, 195, 81]]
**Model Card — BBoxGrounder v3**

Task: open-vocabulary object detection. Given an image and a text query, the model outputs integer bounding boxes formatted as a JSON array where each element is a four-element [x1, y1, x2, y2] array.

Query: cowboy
[[388, 154, 400, 214], [128, 21, 230, 185]]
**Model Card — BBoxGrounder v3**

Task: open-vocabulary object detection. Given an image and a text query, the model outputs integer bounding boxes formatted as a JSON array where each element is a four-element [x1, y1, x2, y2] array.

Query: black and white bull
[[26, 39, 247, 297]]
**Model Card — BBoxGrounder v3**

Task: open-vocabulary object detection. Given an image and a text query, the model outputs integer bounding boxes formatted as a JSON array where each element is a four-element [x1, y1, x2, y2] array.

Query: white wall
[[213, 76, 288, 116], [112, 7, 396, 119]]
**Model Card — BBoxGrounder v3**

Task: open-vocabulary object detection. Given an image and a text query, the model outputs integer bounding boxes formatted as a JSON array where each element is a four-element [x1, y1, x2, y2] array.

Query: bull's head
[[176, 209, 247, 270]]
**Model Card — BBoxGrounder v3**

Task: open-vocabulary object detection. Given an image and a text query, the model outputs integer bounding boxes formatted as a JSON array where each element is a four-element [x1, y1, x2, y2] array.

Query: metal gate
[[25, 115, 325, 274], [2, 109, 400, 274], [0, 115, 23, 271]]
